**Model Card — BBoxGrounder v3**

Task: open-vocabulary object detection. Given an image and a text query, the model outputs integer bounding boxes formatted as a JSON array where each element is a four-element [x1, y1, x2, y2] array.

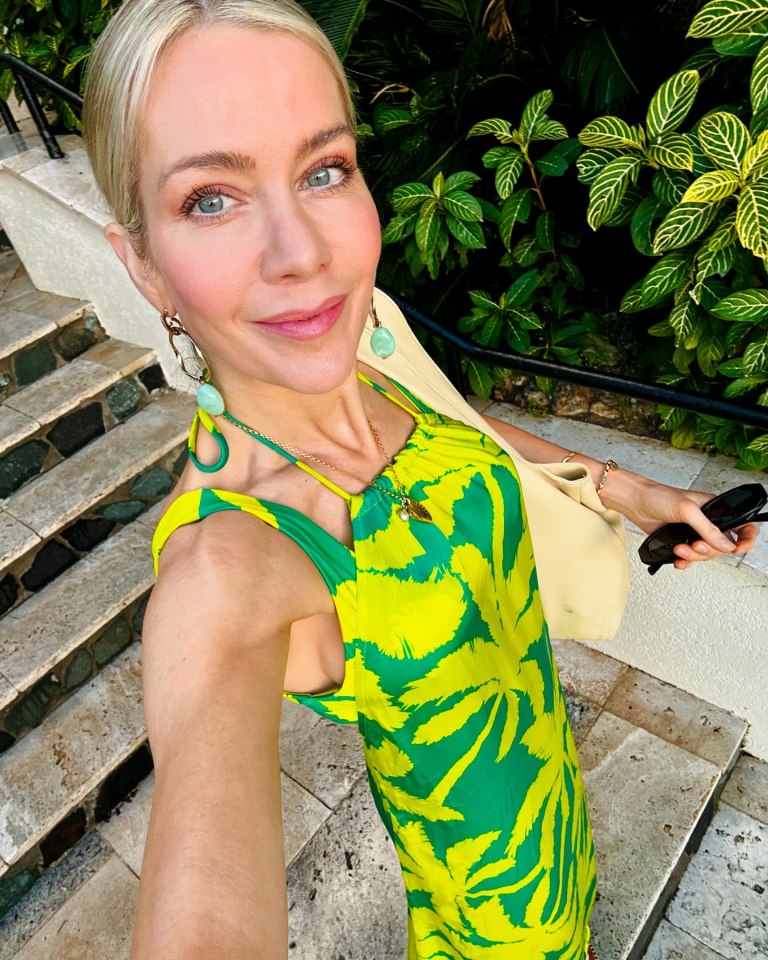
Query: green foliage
[[0, 0, 121, 128], [578, 0, 768, 468], [382, 89, 620, 398]]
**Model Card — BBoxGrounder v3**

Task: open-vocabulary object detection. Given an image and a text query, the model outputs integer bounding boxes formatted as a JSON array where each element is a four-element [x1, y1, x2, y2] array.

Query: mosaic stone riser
[[0, 739, 153, 918], [0, 313, 106, 403], [0, 594, 149, 755], [0, 444, 187, 618], [0, 366, 167, 500]]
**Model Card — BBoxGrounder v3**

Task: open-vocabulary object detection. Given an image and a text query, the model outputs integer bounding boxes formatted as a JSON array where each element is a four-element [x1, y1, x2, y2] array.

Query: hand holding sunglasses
[[638, 483, 768, 575]]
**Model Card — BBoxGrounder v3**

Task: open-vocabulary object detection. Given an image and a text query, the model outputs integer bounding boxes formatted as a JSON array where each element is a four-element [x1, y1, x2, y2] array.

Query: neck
[[212, 364, 380, 459]]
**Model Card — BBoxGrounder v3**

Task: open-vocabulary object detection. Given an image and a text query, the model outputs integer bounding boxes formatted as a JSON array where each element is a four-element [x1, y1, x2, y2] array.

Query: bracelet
[[597, 459, 619, 497], [562, 450, 581, 463]]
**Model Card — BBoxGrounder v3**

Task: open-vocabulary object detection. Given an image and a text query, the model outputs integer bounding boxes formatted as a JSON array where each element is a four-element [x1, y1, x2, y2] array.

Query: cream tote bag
[[358, 288, 631, 641]]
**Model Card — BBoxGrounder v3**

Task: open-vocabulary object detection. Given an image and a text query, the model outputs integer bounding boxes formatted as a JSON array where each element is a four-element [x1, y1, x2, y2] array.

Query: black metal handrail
[[0, 54, 83, 160], [384, 289, 768, 432]]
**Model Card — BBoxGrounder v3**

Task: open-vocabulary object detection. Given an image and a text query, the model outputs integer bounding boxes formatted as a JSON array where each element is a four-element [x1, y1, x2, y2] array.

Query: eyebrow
[[157, 123, 355, 190]]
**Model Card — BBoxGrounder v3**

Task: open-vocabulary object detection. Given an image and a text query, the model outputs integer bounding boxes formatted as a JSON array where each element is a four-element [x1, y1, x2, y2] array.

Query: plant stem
[[523, 147, 548, 212]]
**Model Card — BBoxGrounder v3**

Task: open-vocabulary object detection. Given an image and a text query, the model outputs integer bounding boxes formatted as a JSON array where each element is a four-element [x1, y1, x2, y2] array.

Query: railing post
[[0, 100, 21, 136], [12, 71, 63, 159]]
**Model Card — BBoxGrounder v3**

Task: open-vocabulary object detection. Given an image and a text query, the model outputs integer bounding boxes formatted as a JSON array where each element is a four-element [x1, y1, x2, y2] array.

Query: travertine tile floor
[[1, 638, 763, 960]]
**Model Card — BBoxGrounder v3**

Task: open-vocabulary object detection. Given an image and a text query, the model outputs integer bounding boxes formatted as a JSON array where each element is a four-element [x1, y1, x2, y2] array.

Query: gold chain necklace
[[221, 411, 433, 523]]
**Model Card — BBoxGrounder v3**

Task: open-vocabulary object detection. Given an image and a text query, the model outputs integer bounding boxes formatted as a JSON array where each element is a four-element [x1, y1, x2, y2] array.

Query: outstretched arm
[[131, 514, 302, 960], [482, 412, 758, 570]]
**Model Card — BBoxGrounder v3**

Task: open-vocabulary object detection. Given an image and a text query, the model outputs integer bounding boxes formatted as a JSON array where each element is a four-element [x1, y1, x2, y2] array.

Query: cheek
[[150, 227, 253, 320]]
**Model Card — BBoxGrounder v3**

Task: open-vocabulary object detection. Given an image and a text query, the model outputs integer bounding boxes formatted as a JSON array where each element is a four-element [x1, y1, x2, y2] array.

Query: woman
[[82, 2, 756, 958]]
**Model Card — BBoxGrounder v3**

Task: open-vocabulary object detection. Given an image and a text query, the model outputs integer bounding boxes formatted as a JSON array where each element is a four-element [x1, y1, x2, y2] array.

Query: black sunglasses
[[638, 483, 768, 575]]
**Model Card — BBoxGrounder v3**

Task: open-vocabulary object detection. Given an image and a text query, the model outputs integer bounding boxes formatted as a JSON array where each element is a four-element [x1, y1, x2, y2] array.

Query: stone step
[[0, 339, 164, 496], [0, 279, 107, 402], [0, 514, 157, 752], [0, 392, 194, 618], [0, 645, 146, 887]]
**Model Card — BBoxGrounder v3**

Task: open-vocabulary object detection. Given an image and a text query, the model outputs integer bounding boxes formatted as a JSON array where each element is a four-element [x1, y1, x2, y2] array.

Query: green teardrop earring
[[160, 310, 229, 469], [369, 298, 396, 359]]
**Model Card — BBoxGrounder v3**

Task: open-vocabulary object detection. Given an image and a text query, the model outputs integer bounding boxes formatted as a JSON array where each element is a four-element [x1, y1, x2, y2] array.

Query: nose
[[259, 195, 331, 284]]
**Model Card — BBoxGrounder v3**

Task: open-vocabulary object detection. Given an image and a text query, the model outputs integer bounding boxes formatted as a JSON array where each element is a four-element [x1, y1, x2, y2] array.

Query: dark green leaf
[[506, 270, 540, 306], [443, 190, 483, 222], [445, 214, 485, 249]]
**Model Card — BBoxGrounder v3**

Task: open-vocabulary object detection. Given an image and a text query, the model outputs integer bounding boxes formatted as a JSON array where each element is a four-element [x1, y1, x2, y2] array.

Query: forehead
[[142, 24, 347, 163]]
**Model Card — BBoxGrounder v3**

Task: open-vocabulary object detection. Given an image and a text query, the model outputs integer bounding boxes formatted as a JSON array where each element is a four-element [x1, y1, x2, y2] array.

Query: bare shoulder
[[142, 510, 327, 757], [151, 508, 325, 636]]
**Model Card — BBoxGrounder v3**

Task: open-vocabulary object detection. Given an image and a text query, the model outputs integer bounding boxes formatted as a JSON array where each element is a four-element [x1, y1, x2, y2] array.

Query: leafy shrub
[[381, 90, 620, 397], [578, 0, 768, 469]]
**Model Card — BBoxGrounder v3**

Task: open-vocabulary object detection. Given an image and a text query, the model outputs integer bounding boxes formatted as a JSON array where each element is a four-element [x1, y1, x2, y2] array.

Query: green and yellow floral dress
[[152, 374, 596, 960]]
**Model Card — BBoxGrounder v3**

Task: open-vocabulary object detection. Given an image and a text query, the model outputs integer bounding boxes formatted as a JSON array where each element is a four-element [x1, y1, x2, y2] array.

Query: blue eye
[[306, 166, 346, 189], [196, 194, 227, 215]]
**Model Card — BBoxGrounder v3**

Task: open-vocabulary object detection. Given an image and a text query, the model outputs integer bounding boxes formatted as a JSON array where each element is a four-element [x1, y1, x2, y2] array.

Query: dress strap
[[357, 371, 431, 415]]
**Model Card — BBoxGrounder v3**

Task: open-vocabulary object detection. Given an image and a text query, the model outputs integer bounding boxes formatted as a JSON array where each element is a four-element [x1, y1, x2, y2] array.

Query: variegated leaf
[[647, 134, 695, 170], [445, 214, 485, 249], [495, 152, 525, 199], [697, 327, 726, 376], [742, 129, 768, 178], [576, 148, 623, 184], [682, 170, 742, 202], [669, 300, 698, 346], [653, 200, 724, 252], [737, 181, 768, 254], [707, 212, 739, 249], [530, 119, 569, 142], [753, 40, 768, 115], [712, 287, 768, 321], [640, 251, 692, 305], [688, 0, 768, 39], [391, 182, 435, 212], [578, 116, 645, 149], [653, 168, 690, 206], [696, 243, 736, 282], [713, 22, 768, 54], [506, 270, 540, 306], [698, 112, 752, 172], [444, 171, 481, 193], [482, 145, 517, 170], [587, 156, 644, 230], [415, 199, 440, 252], [443, 190, 483, 222], [620, 280, 646, 313], [744, 334, 768, 373], [646, 71, 701, 140], [499, 190, 533, 249], [520, 90, 554, 141], [468, 118, 513, 139]]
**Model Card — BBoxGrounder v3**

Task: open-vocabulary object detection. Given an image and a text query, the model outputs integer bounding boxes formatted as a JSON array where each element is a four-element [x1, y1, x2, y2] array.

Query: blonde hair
[[83, 0, 354, 257]]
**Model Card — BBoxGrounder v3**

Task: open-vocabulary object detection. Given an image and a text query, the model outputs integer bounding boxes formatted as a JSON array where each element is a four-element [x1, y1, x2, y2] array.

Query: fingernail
[[718, 536, 735, 551], [695, 544, 709, 554]]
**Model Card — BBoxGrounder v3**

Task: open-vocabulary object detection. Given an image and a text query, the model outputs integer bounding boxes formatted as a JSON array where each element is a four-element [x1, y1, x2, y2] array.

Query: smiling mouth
[[253, 296, 347, 340]]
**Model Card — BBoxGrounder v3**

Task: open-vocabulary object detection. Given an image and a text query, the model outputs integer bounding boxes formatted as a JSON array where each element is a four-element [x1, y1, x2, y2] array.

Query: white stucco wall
[[589, 529, 768, 760]]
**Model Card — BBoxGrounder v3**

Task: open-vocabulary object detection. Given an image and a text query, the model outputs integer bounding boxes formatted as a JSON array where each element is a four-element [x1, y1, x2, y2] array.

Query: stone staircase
[[0, 249, 194, 915]]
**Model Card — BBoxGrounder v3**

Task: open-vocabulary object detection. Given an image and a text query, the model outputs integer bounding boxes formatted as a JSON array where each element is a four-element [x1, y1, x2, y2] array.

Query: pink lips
[[253, 295, 347, 340]]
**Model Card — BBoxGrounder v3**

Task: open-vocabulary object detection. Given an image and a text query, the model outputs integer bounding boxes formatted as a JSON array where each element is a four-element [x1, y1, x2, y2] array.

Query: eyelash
[[179, 156, 358, 222]]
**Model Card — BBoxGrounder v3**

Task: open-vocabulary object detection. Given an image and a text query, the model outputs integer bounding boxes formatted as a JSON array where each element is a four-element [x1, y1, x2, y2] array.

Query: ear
[[105, 223, 176, 315]]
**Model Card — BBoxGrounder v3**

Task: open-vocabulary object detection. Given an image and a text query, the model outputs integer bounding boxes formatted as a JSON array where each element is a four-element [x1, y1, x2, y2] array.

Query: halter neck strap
[[187, 371, 425, 501]]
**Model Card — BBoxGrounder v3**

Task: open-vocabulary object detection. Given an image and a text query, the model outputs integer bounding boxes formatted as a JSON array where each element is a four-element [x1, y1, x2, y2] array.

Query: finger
[[676, 499, 738, 554], [732, 522, 758, 553]]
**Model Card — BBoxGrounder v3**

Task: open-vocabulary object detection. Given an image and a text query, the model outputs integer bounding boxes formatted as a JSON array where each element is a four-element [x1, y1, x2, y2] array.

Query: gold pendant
[[401, 498, 433, 523]]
